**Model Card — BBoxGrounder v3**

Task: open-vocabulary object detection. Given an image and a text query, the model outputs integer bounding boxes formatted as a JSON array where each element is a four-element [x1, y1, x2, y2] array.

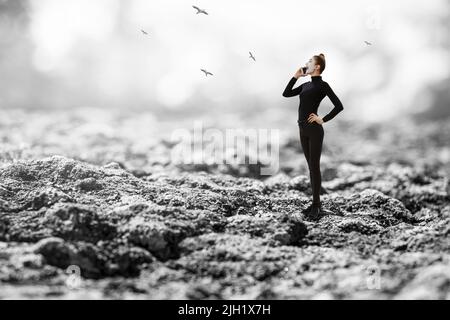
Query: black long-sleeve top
[[282, 75, 344, 123]]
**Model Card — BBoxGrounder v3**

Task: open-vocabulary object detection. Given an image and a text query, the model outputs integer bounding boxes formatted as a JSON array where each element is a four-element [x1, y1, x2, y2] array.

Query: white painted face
[[305, 57, 316, 74]]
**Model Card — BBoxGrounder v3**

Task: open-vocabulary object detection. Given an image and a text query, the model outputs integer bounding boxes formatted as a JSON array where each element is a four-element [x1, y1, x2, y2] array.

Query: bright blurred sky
[[5, 0, 450, 122]]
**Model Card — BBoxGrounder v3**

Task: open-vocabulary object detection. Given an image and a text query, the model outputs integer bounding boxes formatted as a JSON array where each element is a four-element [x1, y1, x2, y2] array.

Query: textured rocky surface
[[0, 155, 448, 299], [0, 109, 449, 299]]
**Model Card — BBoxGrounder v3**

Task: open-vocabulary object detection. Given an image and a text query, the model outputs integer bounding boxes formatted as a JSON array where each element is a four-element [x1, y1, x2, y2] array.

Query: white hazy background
[[0, 0, 449, 123]]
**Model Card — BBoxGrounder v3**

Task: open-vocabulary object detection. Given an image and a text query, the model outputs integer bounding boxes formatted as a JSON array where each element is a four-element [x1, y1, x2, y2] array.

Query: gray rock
[[0, 155, 448, 299]]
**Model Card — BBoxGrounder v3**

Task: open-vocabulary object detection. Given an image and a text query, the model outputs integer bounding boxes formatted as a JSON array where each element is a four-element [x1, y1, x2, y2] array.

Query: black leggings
[[298, 121, 324, 205]]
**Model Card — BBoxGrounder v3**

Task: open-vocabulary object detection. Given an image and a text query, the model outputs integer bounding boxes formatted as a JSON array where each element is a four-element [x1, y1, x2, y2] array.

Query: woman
[[282, 53, 344, 219]]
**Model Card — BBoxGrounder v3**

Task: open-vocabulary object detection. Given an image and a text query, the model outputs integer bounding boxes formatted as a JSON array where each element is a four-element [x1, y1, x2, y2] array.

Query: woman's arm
[[282, 76, 304, 97], [322, 82, 344, 122]]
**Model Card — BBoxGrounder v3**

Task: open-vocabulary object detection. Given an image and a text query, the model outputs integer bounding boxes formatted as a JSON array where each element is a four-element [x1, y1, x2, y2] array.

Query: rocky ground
[[0, 108, 449, 299]]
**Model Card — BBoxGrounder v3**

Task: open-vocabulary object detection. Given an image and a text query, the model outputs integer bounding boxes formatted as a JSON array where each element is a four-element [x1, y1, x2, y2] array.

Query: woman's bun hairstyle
[[314, 53, 326, 73]]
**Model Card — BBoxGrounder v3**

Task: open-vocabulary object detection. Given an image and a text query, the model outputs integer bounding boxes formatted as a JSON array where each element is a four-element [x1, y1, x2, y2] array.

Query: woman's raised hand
[[294, 67, 307, 79]]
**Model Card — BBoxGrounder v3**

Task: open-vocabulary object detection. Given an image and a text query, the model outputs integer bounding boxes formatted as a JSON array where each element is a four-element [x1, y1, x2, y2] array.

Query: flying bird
[[200, 69, 213, 77], [192, 5, 208, 15], [141, 29, 149, 35], [364, 40, 372, 46], [249, 51, 256, 61]]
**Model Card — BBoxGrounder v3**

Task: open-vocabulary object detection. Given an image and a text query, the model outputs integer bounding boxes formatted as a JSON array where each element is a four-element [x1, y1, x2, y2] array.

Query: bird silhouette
[[200, 69, 213, 77], [192, 5, 208, 15], [364, 40, 372, 46], [141, 29, 149, 35], [249, 51, 256, 61]]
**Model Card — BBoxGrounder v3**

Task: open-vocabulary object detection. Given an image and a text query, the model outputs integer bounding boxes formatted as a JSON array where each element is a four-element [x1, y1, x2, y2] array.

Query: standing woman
[[282, 53, 344, 219]]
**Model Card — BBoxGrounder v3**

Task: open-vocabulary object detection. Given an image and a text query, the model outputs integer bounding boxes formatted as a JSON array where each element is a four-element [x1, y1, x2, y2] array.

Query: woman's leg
[[299, 127, 310, 164], [308, 125, 324, 206], [299, 127, 314, 198]]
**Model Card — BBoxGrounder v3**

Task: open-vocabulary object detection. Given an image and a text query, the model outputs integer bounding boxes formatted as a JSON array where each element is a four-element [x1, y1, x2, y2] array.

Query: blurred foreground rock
[[0, 155, 448, 299]]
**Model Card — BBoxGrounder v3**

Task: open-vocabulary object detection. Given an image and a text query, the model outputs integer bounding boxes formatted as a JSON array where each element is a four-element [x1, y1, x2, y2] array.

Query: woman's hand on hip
[[308, 113, 324, 125]]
